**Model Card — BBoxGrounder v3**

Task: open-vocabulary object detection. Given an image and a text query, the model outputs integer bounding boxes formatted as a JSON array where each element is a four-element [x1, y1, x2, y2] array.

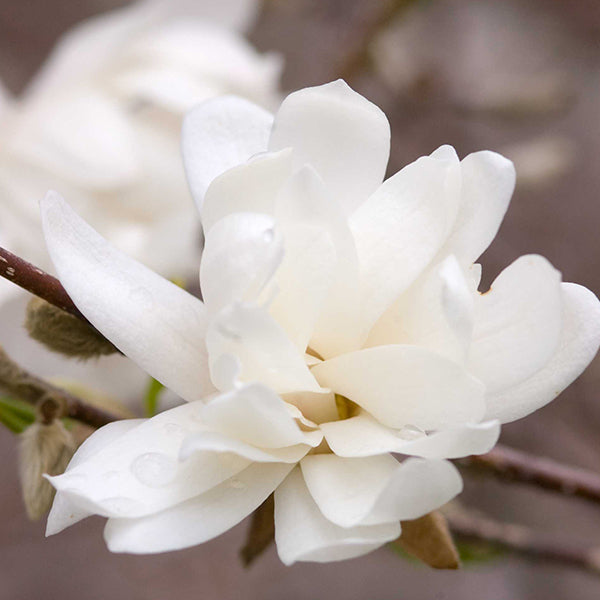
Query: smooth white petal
[[201, 149, 293, 232], [180, 430, 312, 464], [274, 467, 400, 565], [269, 167, 339, 351], [360, 459, 463, 525], [300, 454, 399, 527], [486, 282, 600, 423], [200, 212, 283, 314], [199, 382, 322, 448], [104, 462, 292, 554], [468, 255, 563, 394], [47, 419, 144, 535], [321, 413, 500, 459], [350, 146, 461, 338], [366, 255, 474, 363], [182, 96, 272, 210], [206, 302, 322, 394], [312, 345, 485, 430], [41, 192, 213, 403], [269, 80, 390, 215], [440, 150, 516, 264], [47, 402, 250, 519], [281, 390, 339, 425]]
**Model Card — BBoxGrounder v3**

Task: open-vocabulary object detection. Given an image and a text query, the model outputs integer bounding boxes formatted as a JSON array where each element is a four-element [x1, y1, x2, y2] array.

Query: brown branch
[[0, 345, 122, 429], [337, 0, 419, 83], [458, 444, 600, 507], [0, 246, 89, 324], [447, 511, 600, 577]]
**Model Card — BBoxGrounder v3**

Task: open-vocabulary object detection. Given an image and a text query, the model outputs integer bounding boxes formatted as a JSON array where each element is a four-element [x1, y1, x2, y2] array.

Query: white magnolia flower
[[42, 81, 600, 564], [0, 0, 280, 280]]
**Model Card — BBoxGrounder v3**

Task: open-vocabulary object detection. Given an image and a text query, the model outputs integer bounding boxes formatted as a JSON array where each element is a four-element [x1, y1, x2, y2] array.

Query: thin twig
[[0, 345, 123, 429], [0, 246, 89, 324], [458, 444, 600, 507], [447, 511, 600, 577], [337, 0, 419, 83]]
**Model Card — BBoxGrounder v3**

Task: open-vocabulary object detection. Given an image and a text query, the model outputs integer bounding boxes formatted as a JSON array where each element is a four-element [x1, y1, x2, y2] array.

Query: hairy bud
[[25, 297, 117, 359], [19, 403, 75, 520]]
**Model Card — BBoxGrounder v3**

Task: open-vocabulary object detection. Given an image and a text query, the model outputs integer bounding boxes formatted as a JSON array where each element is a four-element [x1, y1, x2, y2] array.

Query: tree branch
[[458, 444, 600, 507], [0, 246, 89, 323], [447, 510, 600, 577]]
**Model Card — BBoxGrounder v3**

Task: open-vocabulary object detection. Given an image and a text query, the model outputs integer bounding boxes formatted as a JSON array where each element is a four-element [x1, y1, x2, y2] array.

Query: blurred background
[[0, 0, 600, 598]]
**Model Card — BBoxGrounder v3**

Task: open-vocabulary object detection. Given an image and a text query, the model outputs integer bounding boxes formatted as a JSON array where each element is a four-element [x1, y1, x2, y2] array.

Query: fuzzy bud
[[19, 406, 75, 520], [25, 297, 117, 360]]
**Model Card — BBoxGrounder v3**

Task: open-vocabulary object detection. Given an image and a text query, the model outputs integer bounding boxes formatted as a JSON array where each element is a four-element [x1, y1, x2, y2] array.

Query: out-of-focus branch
[[448, 511, 600, 576], [337, 0, 419, 83], [0, 246, 88, 323], [458, 444, 600, 507], [0, 345, 122, 429]]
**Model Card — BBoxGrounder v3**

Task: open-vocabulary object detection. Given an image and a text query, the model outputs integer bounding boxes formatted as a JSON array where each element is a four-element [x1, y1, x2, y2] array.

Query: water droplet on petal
[[262, 228, 275, 243], [131, 453, 177, 487], [397, 425, 426, 441], [228, 478, 246, 490]]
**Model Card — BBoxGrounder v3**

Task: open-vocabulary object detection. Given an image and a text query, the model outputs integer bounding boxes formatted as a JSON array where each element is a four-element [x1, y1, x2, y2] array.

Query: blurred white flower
[[42, 81, 600, 564], [0, 0, 281, 279]]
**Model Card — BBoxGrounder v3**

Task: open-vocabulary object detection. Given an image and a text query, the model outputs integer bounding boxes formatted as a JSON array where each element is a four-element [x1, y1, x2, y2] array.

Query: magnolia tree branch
[[458, 445, 600, 507], [447, 511, 600, 577], [0, 246, 89, 324]]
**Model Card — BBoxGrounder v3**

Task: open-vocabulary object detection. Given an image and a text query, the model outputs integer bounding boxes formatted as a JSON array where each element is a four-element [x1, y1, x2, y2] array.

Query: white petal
[[269, 80, 390, 215], [200, 212, 283, 314], [301, 454, 462, 527], [321, 413, 500, 459], [199, 382, 322, 448], [468, 255, 563, 394], [206, 302, 322, 394], [366, 255, 474, 363], [360, 459, 463, 525], [281, 390, 339, 425], [486, 282, 600, 423], [104, 462, 292, 554], [350, 146, 461, 338], [274, 467, 400, 565], [300, 454, 399, 527], [46, 402, 250, 519], [201, 149, 293, 233], [441, 150, 516, 264], [180, 430, 312, 464], [40, 192, 213, 403], [47, 419, 144, 536], [311, 345, 485, 430], [182, 96, 273, 210], [269, 167, 339, 351]]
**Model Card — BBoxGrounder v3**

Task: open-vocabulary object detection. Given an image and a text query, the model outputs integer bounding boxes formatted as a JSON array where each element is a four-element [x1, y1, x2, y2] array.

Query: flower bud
[[25, 297, 117, 360]]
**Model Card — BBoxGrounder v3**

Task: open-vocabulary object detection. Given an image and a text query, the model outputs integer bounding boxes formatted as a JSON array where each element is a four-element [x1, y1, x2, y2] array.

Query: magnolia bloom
[[0, 0, 280, 279], [42, 81, 600, 564]]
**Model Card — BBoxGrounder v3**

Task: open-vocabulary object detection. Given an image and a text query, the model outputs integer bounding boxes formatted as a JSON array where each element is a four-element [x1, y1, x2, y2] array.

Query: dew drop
[[131, 453, 176, 487], [397, 425, 426, 441], [262, 227, 275, 243], [228, 478, 246, 490]]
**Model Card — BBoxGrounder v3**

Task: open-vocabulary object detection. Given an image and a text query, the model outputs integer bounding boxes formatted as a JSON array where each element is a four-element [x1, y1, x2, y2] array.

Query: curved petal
[[104, 462, 293, 554], [41, 192, 213, 403], [200, 382, 322, 448], [311, 345, 485, 430], [46, 402, 250, 519], [440, 150, 516, 264], [468, 255, 563, 394], [206, 302, 322, 394], [301, 455, 462, 527], [366, 255, 474, 363], [200, 212, 284, 314], [180, 430, 312, 464], [201, 149, 293, 232], [47, 419, 145, 535], [182, 96, 273, 210], [269, 80, 390, 215], [350, 146, 461, 338], [274, 467, 400, 565], [321, 413, 500, 459], [486, 282, 600, 423]]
